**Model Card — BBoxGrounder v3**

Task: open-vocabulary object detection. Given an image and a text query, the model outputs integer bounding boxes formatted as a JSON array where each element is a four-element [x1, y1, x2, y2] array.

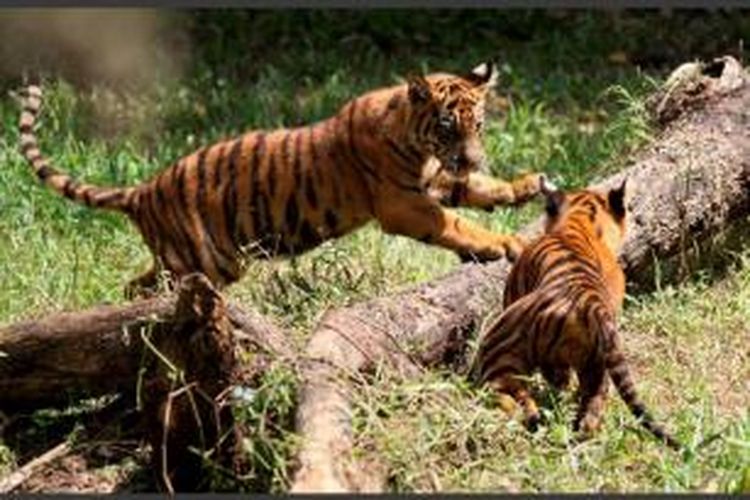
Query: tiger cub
[[18, 62, 544, 296], [470, 178, 680, 449]]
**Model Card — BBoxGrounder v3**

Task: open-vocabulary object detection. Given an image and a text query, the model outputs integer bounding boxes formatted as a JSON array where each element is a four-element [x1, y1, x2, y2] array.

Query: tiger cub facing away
[[18, 62, 544, 297], [470, 178, 680, 449]]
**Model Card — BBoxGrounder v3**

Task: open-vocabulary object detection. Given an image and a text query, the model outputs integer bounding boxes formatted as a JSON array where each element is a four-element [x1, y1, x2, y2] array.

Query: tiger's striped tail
[[594, 307, 682, 450], [18, 84, 135, 212]]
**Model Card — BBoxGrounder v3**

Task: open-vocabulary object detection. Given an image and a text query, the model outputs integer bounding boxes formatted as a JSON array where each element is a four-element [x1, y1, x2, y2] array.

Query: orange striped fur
[[18, 62, 544, 296], [470, 179, 680, 449]]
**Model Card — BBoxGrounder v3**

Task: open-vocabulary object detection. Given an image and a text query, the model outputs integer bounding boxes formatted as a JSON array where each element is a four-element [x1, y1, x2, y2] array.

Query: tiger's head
[[406, 61, 498, 176], [542, 177, 629, 255]]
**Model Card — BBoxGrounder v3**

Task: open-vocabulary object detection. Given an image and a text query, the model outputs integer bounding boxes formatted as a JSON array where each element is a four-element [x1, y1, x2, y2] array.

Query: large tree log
[[0, 284, 293, 412], [291, 56, 750, 492]]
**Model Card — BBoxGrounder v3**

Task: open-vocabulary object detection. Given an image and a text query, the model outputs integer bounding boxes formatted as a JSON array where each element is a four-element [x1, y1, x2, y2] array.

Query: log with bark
[[0, 282, 293, 412], [0, 274, 294, 492], [291, 56, 750, 492]]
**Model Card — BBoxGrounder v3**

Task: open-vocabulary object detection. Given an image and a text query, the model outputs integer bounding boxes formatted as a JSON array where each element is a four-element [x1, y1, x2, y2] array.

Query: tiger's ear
[[468, 61, 498, 89], [608, 177, 628, 220], [543, 180, 566, 219], [407, 74, 432, 104]]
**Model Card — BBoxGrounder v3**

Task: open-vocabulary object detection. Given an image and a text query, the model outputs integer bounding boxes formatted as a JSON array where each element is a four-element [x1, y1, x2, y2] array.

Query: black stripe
[[292, 130, 303, 186], [326, 134, 343, 209], [268, 136, 283, 198], [404, 143, 423, 161], [251, 173, 272, 251], [285, 193, 299, 237], [213, 143, 227, 190], [270, 234, 291, 256], [81, 188, 94, 206], [482, 293, 558, 364], [305, 126, 319, 210], [196, 145, 236, 281], [246, 133, 267, 246], [346, 100, 381, 182], [168, 164, 204, 269], [299, 219, 322, 250], [541, 299, 576, 360], [223, 137, 243, 246], [324, 209, 339, 235], [37, 165, 54, 179], [384, 172, 423, 195], [154, 172, 199, 270], [19, 122, 32, 133], [62, 178, 77, 199], [196, 147, 209, 213], [132, 189, 160, 246], [481, 358, 524, 385], [304, 127, 318, 210], [449, 182, 465, 207], [385, 136, 420, 167], [305, 172, 319, 210]]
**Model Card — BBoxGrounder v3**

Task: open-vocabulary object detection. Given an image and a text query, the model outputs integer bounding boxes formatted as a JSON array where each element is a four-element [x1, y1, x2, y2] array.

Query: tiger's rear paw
[[525, 412, 542, 433], [574, 413, 603, 436]]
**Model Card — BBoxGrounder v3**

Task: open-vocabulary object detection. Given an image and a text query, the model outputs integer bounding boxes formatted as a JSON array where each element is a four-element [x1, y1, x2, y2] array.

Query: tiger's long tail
[[18, 84, 136, 212], [594, 307, 682, 450]]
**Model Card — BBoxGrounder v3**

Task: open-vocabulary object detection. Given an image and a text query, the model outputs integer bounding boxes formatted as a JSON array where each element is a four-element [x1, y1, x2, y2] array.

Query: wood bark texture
[[0, 281, 293, 412]]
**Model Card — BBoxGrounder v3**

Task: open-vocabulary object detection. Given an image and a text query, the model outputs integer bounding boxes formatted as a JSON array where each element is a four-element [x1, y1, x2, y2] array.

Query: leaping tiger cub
[[470, 178, 681, 449], [18, 62, 544, 296]]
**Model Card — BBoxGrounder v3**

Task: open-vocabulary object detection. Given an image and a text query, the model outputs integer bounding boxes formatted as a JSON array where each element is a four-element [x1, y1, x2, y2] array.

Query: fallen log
[[0, 283, 293, 413], [0, 274, 294, 492], [291, 56, 750, 492]]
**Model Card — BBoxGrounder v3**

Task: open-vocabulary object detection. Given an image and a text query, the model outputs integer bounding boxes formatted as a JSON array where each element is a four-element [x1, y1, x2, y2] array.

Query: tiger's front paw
[[512, 172, 548, 204]]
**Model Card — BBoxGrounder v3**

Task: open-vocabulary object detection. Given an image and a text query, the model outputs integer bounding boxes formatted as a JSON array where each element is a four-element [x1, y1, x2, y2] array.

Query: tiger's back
[[128, 121, 374, 285]]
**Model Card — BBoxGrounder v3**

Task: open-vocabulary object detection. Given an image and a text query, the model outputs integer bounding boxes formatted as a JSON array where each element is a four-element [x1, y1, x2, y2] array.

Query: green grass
[[0, 10, 748, 493]]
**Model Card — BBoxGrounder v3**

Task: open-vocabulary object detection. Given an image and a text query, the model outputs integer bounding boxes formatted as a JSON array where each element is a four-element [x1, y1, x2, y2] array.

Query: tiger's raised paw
[[511, 172, 550, 204]]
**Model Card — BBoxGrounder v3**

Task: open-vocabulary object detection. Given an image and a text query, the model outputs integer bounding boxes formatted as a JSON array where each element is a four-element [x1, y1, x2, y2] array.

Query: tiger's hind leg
[[573, 361, 610, 436]]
